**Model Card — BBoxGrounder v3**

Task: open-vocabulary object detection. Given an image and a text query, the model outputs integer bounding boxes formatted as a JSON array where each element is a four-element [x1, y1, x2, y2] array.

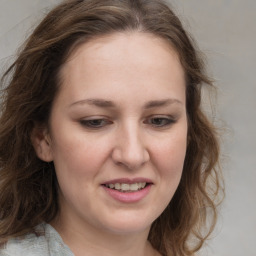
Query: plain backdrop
[[0, 1, 255, 256]]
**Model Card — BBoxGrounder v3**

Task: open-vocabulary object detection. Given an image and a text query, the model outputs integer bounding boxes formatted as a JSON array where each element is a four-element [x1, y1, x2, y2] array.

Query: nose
[[111, 124, 150, 170]]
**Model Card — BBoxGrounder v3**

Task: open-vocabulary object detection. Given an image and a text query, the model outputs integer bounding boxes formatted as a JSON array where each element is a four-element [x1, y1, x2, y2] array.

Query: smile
[[102, 178, 153, 203], [104, 182, 147, 192]]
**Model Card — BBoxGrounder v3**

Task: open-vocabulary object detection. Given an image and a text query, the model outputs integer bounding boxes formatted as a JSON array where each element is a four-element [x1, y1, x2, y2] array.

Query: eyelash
[[79, 119, 112, 129], [145, 117, 176, 127], [79, 116, 176, 129]]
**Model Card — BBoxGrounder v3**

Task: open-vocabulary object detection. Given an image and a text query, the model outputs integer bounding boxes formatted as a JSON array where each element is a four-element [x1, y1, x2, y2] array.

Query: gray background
[[0, 1, 255, 255]]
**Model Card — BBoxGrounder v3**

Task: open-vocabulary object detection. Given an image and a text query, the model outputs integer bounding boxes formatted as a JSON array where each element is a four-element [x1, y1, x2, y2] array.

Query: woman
[[0, 0, 223, 255]]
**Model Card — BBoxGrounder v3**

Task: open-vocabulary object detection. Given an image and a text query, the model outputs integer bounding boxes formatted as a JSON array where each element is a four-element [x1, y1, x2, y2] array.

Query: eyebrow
[[143, 99, 182, 109], [69, 98, 183, 109], [69, 99, 115, 108]]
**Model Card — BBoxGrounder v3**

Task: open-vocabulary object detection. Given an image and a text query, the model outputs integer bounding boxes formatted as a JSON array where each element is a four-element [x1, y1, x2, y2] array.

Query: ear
[[31, 124, 53, 162]]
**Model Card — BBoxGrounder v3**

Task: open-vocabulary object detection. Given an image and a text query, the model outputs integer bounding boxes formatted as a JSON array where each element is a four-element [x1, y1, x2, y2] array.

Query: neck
[[51, 216, 159, 256]]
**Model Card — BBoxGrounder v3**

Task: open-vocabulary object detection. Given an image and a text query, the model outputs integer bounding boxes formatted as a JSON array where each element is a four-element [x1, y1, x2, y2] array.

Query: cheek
[[51, 131, 111, 179], [51, 138, 106, 206], [148, 130, 187, 219], [153, 132, 187, 172], [151, 130, 187, 199]]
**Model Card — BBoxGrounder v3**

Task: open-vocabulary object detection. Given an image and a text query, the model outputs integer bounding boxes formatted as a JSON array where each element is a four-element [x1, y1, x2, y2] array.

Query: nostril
[[111, 142, 150, 170]]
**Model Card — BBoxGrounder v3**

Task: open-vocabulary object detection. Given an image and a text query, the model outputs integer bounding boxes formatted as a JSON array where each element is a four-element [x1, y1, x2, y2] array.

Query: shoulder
[[0, 223, 73, 256], [0, 223, 49, 256]]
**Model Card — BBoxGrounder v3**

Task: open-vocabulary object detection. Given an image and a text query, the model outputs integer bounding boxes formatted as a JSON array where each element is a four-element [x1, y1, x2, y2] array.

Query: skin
[[33, 32, 188, 256]]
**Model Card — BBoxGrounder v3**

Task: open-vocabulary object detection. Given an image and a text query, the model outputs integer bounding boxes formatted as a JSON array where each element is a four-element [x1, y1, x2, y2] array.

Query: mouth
[[102, 179, 152, 203], [103, 182, 149, 193]]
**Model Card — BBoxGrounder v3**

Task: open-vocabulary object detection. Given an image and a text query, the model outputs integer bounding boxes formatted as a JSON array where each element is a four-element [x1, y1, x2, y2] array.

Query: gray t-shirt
[[0, 223, 74, 256]]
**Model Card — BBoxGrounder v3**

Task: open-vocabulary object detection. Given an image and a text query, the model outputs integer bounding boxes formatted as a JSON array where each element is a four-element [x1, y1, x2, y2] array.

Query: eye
[[146, 116, 175, 127], [80, 118, 112, 129]]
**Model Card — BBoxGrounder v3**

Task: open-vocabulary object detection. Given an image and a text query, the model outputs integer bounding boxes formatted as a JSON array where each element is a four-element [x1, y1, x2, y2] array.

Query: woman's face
[[35, 32, 187, 235]]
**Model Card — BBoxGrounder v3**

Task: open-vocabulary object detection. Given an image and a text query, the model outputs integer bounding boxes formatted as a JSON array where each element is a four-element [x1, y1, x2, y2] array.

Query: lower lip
[[102, 184, 152, 203]]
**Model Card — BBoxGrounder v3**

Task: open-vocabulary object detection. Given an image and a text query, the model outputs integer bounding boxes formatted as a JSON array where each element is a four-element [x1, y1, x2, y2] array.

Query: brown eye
[[80, 119, 112, 129], [146, 117, 175, 127]]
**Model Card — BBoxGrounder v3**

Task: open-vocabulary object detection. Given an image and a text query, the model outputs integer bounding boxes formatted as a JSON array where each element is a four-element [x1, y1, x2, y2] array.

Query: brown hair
[[0, 0, 223, 255]]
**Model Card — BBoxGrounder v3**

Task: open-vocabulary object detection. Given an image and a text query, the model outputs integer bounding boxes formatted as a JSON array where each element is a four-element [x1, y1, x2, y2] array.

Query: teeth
[[115, 183, 121, 190], [105, 182, 147, 192], [130, 183, 139, 191], [109, 184, 115, 189], [121, 183, 130, 190]]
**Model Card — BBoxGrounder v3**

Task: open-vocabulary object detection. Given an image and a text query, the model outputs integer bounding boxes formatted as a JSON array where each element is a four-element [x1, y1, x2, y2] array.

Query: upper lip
[[102, 177, 153, 185]]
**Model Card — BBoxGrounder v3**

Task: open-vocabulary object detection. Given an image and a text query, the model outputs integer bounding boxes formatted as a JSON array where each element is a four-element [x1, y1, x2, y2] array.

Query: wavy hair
[[0, 0, 223, 255]]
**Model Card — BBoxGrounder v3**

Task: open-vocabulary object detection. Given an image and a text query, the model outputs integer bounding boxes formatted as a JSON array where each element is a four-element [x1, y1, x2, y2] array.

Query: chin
[[97, 211, 156, 235]]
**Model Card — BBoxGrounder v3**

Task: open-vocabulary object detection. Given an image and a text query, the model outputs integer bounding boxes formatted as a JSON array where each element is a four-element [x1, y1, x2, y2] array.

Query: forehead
[[57, 32, 186, 105], [62, 32, 184, 75]]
